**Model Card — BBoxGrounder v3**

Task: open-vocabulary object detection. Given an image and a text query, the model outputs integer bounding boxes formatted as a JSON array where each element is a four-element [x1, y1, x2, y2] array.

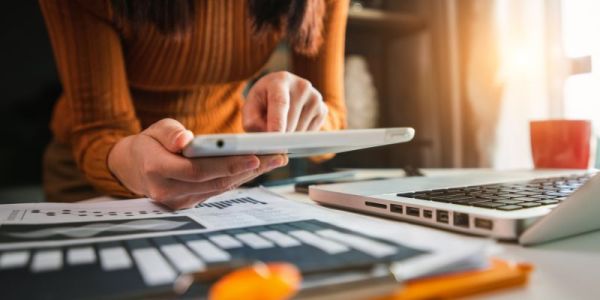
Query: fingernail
[[268, 157, 283, 168], [177, 130, 194, 147], [246, 158, 259, 169]]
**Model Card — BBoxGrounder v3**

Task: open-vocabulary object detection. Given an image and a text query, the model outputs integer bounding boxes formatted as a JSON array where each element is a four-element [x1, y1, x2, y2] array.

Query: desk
[[269, 169, 600, 300]]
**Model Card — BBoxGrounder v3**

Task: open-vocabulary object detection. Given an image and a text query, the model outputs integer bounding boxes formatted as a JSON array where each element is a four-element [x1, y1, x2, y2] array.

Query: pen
[[260, 170, 357, 187], [171, 260, 396, 297]]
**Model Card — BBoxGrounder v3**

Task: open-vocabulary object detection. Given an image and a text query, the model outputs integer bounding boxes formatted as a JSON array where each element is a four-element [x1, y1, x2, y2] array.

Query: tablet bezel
[[182, 127, 414, 158]]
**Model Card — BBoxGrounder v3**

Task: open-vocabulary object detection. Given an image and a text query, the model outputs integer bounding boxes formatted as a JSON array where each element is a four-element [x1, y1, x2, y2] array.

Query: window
[[561, 0, 600, 131]]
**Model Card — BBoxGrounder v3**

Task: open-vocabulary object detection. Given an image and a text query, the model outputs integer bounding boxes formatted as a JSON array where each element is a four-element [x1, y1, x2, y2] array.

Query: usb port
[[475, 218, 494, 230], [390, 204, 403, 214], [406, 207, 420, 217], [365, 201, 387, 209], [453, 212, 470, 228], [423, 210, 433, 219], [436, 210, 449, 223]]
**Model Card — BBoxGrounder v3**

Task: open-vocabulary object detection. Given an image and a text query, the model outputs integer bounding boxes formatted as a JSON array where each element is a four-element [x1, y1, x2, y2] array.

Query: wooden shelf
[[347, 7, 426, 36]]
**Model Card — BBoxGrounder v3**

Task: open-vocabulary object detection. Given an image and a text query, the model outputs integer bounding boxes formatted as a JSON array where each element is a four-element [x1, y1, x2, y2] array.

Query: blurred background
[[1, 0, 599, 201]]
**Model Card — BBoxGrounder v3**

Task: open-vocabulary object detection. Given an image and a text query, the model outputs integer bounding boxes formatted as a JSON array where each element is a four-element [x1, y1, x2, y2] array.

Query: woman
[[40, 0, 348, 209]]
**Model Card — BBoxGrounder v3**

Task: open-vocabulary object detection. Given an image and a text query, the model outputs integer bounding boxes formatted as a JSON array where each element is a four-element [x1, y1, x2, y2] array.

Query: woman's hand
[[243, 71, 329, 132], [108, 118, 288, 210]]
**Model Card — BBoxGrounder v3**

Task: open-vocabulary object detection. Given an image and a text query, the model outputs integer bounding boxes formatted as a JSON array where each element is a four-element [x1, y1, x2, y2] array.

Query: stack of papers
[[0, 188, 492, 298]]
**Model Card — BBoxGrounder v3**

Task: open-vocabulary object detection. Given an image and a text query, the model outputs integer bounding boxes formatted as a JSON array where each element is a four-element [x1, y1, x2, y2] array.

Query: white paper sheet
[[0, 188, 492, 279]]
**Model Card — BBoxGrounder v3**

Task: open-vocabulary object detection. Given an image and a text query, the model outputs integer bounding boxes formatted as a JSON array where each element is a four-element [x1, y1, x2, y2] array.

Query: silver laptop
[[309, 169, 600, 245]]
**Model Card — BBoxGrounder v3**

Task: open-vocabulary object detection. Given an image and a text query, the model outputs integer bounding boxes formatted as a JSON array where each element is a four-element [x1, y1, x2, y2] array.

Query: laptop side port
[[436, 210, 449, 224], [365, 201, 387, 209], [474, 218, 494, 230], [390, 204, 403, 214], [423, 210, 433, 219], [453, 212, 470, 228], [406, 206, 420, 217]]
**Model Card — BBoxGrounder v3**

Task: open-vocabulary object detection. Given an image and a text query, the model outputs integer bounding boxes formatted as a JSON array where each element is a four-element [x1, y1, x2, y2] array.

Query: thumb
[[143, 118, 194, 153]]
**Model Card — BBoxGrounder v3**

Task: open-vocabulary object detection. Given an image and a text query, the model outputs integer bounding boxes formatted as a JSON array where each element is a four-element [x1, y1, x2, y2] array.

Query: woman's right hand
[[108, 118, 288, 210]]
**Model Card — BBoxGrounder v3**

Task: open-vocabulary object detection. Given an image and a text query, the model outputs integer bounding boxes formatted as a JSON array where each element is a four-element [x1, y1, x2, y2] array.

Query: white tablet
[[182, 127, 414, 158]]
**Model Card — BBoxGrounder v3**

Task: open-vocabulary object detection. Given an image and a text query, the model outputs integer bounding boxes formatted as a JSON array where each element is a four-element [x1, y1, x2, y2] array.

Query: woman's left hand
[[243, 71, 328, 132]]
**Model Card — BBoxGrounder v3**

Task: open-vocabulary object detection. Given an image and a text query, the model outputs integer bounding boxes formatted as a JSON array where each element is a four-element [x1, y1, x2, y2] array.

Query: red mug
[[530, 120, 593, 169]]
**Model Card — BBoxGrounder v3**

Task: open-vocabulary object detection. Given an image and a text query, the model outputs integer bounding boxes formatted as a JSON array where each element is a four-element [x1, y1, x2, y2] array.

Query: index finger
[[267, 87, 290, 132]]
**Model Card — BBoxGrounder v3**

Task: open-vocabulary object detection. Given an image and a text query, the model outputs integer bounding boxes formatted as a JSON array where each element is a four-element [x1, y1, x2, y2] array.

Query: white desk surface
[[268, 168, 600, 300]]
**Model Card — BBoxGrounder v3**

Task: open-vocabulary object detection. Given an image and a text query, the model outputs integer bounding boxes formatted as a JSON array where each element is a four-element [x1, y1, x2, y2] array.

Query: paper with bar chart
[[0, 188, 490, 280]]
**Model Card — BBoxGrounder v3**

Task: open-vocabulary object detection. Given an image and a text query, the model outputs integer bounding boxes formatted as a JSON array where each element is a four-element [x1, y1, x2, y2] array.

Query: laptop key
[[446, 196, 477, 201], [426, 191, 446, 196], [505, 193, 529, 199], [473, 202, 505, 208], [480, 195, 510, 201], [497, 205, 523, 211], [451, 200, 473, 206], [452, 198, 488, 205], [463, 187, 483, 192], [536, 199, 560, 205], [480, 193, 501, 198], [545, 192, 571, 197], [495, 200, 524, 205], [429, 197, 453, 203], [530, 195, 556, 199], [511, 197, 540, 202], [445, 194, 469, 199], [467, 192, 486, 197], [430, 195, 471, 202], [510, 186, 531, 191], [541, 186, 560, 191], [514, 191, 540, 196], [519, 202, 542, 208]]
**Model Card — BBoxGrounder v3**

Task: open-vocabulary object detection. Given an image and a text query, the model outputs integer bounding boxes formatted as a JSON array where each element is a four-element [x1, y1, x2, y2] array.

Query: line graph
[[0, 216, 205, 243]]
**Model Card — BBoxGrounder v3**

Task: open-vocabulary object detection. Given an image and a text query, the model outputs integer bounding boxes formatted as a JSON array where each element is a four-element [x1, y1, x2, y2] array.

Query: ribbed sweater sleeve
[[39, 0, 141, 197]]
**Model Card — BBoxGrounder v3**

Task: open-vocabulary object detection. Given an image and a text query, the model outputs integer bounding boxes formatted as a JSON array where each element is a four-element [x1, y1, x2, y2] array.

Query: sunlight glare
[[561, 0, 600, 58]]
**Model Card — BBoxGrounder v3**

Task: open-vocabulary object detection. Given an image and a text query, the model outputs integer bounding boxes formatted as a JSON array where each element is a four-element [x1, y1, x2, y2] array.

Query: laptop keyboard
[[396, 174, 595, 211]]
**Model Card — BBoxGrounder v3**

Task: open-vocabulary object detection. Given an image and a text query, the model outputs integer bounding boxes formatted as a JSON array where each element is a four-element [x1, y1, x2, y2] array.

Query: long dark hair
[[111, 0, 325, 55]]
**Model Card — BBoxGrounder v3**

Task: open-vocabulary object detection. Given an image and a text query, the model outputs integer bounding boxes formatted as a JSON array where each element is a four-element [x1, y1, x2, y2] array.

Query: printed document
[[0, 188, 491, 280]]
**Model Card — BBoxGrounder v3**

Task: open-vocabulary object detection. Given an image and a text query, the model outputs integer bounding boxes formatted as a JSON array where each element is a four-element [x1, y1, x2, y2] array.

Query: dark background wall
[[0, 1, 60, 188]]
